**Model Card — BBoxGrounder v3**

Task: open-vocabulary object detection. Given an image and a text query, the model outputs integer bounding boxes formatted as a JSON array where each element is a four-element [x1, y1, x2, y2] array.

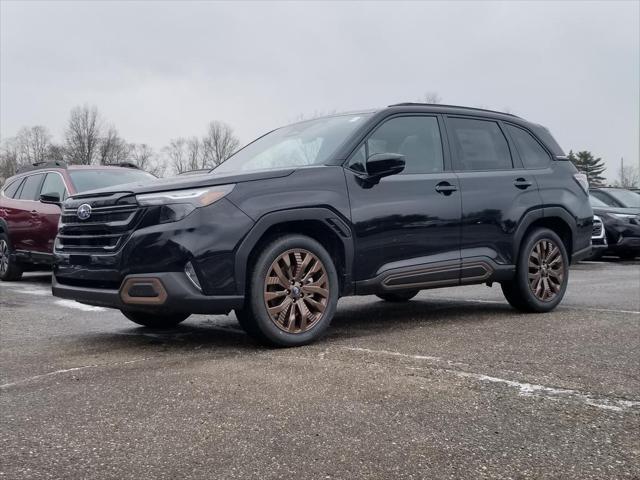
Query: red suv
[[0, 161, 155, 281]]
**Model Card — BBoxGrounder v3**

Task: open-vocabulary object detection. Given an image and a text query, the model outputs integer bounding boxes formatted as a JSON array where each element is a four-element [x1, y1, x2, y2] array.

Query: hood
[[72, 168, 295, 199], [592, 205, 640, 216]]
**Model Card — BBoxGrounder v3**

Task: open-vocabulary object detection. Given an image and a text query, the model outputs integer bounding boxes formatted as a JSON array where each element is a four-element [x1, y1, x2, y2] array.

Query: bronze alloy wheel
[[0, 239, 9, 276], [528, 239, 565, 302], [263, 248, 329, 333]]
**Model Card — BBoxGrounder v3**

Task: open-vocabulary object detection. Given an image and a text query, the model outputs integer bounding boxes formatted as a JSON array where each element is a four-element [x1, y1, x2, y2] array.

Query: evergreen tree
[[568, 150, 607, 186]]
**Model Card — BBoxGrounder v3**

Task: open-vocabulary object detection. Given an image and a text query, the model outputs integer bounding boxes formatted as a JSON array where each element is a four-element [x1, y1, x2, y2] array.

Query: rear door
[[446, 116, 541, 275], [6, 173, 46, 251]]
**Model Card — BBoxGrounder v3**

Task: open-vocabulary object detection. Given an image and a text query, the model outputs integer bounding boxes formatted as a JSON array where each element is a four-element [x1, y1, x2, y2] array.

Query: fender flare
[[233, 208, 354, 296], [512, 206, 578, 260]]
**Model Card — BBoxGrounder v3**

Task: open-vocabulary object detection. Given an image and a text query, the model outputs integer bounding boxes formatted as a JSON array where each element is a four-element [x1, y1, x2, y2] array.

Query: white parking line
[[427, 296, 640, 315], [53, 299, 106, 312], [6, 286, 51, 296], [0, 357, 153, 389], [343, 347, 640, 413]]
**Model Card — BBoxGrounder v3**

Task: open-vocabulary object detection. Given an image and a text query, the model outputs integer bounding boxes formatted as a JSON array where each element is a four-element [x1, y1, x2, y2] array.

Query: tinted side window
[[449, 117, 512, 171], [591, 191, 622, 208], [41, 173, 68, 200], [3, 179, 23, 198], [349, 116, 444, 174], [18, 174, 44, 200], [505, 124, 550, 168]]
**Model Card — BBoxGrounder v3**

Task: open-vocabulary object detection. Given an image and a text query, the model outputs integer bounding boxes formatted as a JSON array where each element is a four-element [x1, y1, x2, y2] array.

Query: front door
[[345, 115, 462, 291]]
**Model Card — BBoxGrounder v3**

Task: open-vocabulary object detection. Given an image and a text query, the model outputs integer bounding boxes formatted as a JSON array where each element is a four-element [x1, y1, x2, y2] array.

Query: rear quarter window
[[18, 174, 44, 200], [505, 124, 551, 169], [2, 179, 23, 198]]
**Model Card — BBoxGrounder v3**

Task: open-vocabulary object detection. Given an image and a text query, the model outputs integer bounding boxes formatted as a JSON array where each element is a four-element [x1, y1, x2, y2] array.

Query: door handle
[[514, 178, 533, 189], [435, 181, 457, 196]]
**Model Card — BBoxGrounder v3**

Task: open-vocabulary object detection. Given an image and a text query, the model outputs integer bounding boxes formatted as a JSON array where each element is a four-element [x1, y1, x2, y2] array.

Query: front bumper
[[52, 272, 243, 314]]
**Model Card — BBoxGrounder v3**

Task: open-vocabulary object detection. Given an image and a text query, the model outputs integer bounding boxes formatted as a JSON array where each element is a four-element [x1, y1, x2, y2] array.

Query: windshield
[[589, 195, 608, 207], [70, 169, 155, 193], [604, 189, 640, 208], [213, 113, 372, 174]]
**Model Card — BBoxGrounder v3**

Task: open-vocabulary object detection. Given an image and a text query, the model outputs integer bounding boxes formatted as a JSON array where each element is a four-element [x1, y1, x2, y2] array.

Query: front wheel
[[121, 310, 190, 328], [236, 234, 339, 347], [501, 228, 569, 313], [0, 234, 23, 282]]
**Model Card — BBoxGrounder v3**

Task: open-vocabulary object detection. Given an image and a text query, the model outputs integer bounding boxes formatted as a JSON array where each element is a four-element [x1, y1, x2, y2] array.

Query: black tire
[[0, 233, 23, 281], [618, 251, 638, 260], [376, 290, 419, 302], [235, 234, 339, 347], [501, 227, 569, 313], [121, 310, 190, 328]]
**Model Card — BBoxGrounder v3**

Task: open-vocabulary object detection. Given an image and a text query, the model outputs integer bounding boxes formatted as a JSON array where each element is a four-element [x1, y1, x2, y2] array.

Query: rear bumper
[[608, 235, 640, 252], [572, 245, 592, 263], [52, 272, 243, 314]]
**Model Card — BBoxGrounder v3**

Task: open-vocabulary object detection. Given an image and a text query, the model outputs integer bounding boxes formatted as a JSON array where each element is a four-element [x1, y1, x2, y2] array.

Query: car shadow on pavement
[[328, 297, 514, 339], [70, 297, 515, 354]]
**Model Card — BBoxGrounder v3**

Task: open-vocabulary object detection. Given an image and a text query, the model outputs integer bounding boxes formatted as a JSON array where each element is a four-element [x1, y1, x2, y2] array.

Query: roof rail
[[388, 103, 520, 118], [104, 162, 141, 170], [17, 160, 67, 174]]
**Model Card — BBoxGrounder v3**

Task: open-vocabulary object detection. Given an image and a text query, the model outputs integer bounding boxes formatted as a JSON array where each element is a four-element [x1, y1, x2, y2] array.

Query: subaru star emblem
[[76, 203, 92, 220]]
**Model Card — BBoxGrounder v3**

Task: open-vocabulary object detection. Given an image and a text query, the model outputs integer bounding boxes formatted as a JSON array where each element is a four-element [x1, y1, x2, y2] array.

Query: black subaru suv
[[52, 104, 592, 346]]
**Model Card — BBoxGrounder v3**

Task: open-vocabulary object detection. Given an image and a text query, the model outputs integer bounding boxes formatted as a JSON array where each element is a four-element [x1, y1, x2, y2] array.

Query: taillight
[[573, 173, 589, 194]]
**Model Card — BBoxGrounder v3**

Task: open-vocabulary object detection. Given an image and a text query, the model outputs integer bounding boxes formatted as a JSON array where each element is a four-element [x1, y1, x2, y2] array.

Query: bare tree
[[187, 137, 205, 170], [163, 137, 205, 174], [164, 138, 189, 174], [128, 143, 165, 177], [202, 121, 240, 167], [65, 105, 102, 165], [15, 126, 52, 165], [0, 138, 20, 179], [99, 126, 130, 165], [614, 158, 639, 189], [47, 144, 66, 163], [0, 127, 52, 178], [422, 92, 442, 104]]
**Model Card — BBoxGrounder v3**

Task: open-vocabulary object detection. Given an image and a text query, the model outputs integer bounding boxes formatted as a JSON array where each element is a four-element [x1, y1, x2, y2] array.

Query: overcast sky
[[1, 1, 638, 180]]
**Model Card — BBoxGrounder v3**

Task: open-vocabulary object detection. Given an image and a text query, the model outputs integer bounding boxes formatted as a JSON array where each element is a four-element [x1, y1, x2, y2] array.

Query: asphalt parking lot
[[1, 260, 639, 479]]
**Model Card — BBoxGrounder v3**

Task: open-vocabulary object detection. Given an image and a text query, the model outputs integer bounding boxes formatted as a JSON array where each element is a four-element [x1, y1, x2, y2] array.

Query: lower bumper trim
[[53, 272, 243, 314]]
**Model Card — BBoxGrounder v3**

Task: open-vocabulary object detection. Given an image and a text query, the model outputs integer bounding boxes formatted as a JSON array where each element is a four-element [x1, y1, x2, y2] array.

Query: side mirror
[[40, 192, 61, 206], [365, 153, 405, 183]]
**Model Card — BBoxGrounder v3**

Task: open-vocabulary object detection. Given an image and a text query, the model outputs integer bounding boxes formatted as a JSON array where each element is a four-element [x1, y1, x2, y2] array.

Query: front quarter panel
[[228, 166, 351, 222]]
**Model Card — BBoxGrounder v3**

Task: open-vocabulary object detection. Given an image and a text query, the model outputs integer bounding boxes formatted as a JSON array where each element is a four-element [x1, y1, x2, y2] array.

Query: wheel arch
[[234, 208, 354, 297], [514, 207, 576, 261]]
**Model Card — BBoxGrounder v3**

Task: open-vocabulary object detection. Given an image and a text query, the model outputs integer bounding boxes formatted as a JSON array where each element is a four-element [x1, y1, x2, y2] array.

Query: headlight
[[136, 184, 235, 207], [136, 185, 235, 223]]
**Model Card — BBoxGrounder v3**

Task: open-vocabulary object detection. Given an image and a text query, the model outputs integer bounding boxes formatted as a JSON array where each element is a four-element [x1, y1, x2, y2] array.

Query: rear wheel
[[501, 228, 569, 313], [121, 310, 190, 328], [0, 234, 23, 282], [235, 234, 339, 347], [376, 290, 419, 302]]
